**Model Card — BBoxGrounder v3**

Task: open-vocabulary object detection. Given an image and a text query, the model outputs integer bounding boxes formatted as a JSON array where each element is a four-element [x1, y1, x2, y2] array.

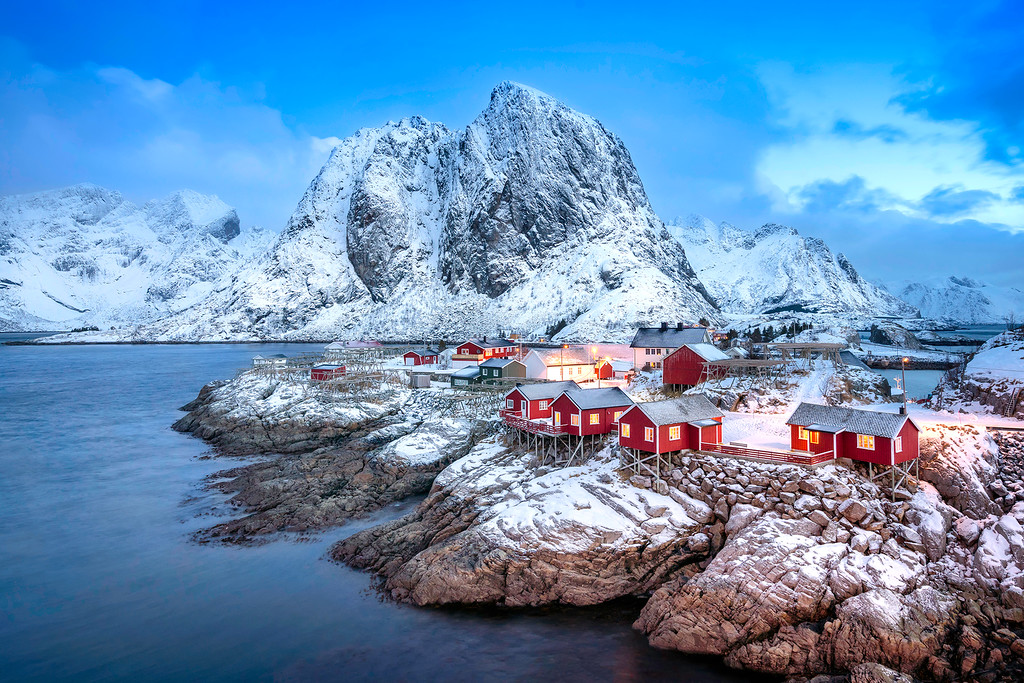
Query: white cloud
[[755, 62, 1024, 230]]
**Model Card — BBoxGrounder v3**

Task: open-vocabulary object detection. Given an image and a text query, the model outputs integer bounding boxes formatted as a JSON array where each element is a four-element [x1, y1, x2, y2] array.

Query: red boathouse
[[785, 403, 920, 466], [618, 395, 724, 455], [502, 381, 580, 421], [404, 348, 439, 366], [311, 364, 346, 381], [662, 343, 729, 388], [549, 387, 634, 436]]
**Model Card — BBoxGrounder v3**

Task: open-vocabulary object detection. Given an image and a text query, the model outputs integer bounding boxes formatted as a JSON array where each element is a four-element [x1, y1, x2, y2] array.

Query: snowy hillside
[[0, 184, 271, 331], [887, 276, 1024, 325], [134, 82, 720, 342], [665, 215, 918, 318]]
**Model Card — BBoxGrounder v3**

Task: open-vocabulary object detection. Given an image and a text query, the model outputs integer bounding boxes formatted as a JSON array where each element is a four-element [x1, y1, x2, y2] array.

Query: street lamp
[[901, 356, 909, 414], [561, 344, 568, 381]]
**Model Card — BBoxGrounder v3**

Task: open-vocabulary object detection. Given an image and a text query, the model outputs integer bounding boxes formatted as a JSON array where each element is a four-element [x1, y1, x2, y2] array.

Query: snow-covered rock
[[930, 329, 1024, 419], [666, 215, 918, 318], [0, 184, 271, 331]]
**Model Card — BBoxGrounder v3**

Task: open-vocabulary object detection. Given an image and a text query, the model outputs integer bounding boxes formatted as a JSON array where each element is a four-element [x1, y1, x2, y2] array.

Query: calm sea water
[[0, 336, 749, 682]]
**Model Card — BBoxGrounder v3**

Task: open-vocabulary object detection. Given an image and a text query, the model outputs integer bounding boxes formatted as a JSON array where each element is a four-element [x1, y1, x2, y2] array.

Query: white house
[[523, 348, 596, 382], [629, 324, 712, 370]]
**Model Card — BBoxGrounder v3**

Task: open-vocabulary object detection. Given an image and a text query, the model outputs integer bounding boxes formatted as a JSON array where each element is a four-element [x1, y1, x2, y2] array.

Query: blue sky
[[2, 0, 1022, 288]]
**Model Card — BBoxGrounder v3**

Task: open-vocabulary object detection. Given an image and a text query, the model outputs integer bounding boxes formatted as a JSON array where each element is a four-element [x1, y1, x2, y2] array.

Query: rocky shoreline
[[175, 371, 1024, 680], [173, 373, 490, 543]]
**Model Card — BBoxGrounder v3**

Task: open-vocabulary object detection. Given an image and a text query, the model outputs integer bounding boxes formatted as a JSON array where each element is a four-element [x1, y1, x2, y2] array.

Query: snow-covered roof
[[610, 359, 633, 372], [680, 343, 729, 362], [786, 403, 916, 439], [530, 348, 593, 366], [630, 327, 710, 348], [452, 367, 482, 378], [313, 364, 345, 370], [509, 380, 580, 401], [480, 357, 522, 368], [254, 354, 287, 359], [462, 338, 514, 349], [560, 387, 634, 410], [631, 395, 723, 426], [407, 348, 439, 356]]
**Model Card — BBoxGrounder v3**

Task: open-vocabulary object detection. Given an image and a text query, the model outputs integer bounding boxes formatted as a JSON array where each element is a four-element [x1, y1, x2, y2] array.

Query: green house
[[478, 358, 527, 384]]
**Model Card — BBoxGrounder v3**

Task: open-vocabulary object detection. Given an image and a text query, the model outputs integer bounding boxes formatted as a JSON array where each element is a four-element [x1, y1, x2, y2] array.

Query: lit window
[[857, 434, 875, 450], [571, 414, 580, 426], [621, 424, 631, 437], [798, 427, 809, 441], [669, 426, 681, 440], [810, 432, 819, 445], [613, 411, 622, 422], [589, 413, 600, 425], [645, 427, 654, 442], [895, 437, 903, 453]]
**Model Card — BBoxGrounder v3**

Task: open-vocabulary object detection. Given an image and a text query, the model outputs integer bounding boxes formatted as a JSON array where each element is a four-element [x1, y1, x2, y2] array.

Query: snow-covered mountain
[[0, 184, 271, 331], [665, 215, 918, 318], [139, 81, 720, 342], [887, 276, 1024, 325]]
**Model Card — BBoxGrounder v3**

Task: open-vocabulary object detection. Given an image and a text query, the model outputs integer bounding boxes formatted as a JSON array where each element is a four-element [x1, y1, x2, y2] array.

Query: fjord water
[[0, 338, 746, 682]]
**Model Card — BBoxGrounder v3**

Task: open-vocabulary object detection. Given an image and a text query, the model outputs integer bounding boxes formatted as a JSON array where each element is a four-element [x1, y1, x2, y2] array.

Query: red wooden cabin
[[550, 388, 634, 436], [618, 395, 723, 454], [502, 381, 580, 420], [404, 349, 439, 366], [662, 343, 728, 388], [311, 364, 346, 381], [785, 403, 920, 465], [454, 338, 516, 360], [595, 360, 614, 379]]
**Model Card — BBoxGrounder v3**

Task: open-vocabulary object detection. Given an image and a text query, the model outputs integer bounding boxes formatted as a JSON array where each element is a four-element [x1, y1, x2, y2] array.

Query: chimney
[[660, 322, 668, 331], [899, 404, 907, 415], [483, 335, 487, 342], [676, 322, 684, 331]]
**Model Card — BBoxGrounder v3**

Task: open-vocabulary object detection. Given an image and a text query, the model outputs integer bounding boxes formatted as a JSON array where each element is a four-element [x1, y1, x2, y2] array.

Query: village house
[[523, 347, 596, 381], [662, 343, 729, 388], [595, 358, 633, 381], [630, 323, 712, 370], [450, 366, 484, 387], [403, 348, 440, 366], [252, 354, 287, 370], [479, 357, 527, 384], [549, 387, 635, 436], [451, 338, 517, 368], [310, 364, 346, 381], [785, 403, 920, 466], [502, 381, 580, 420], [618, 394, 724, 455]]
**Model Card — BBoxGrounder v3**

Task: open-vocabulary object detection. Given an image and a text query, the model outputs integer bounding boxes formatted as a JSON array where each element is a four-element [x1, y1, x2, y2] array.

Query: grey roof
[[560, 387, 634, 410], [510, 380, 580, 401], [480, 357, 522, 369], [633, 395, 723, 426], [786, 403, 914, 439], [630, 327, 711, 348], [409, 348, 439, 356], [452, 367, 482, 378], [313, 364, 345, 370]]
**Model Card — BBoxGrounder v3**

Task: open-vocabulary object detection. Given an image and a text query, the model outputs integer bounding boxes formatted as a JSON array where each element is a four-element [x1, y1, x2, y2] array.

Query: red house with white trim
[[549, 388, 634, 436], [311, 364, 346, 381], [663, 343, 729, 388], [618, 395, 723, 454], [502, 381, 580, 420], [404, 348, 439, 366], [785, 403, 920, 465]]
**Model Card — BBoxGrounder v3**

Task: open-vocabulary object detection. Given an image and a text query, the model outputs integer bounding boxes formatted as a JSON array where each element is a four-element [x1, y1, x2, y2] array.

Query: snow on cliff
[[133, 82, 720, 342], [666, 215, 918, 319], [0, 184, 271, 331], [887, 276, 1024, 326]]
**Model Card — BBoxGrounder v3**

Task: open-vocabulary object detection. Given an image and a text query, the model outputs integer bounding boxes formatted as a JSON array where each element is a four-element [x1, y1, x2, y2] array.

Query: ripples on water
[[0, 337, 755, 682]]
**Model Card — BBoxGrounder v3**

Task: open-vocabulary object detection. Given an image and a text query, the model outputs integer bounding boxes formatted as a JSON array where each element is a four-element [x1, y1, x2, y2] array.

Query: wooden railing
[[499, 409, 568, 436], [699, 442, 835, 466]]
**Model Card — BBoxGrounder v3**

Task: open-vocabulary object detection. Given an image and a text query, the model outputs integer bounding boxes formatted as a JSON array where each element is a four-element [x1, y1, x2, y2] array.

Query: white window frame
[[539, 400, 548, 409], [669, 425, 681, 440], [571, 414, 580, 427], [613, 411, 622, 422], [554, 411, 562, 425], [798, 427, 809, 441], [621, 423, 631, 438], [895, 436, 902, 453], [506, 399, 514, 409], [589, 413, 600, 425], [644, 427, 654, 442], [857, 434, 875, 450], [521, 400, 527, 412]]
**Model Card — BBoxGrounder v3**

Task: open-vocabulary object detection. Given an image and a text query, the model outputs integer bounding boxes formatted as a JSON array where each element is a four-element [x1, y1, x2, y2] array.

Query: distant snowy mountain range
[[2, 82, 1008, 339], [0, 184, 271, 332], [884, 277, 1024, 326]]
